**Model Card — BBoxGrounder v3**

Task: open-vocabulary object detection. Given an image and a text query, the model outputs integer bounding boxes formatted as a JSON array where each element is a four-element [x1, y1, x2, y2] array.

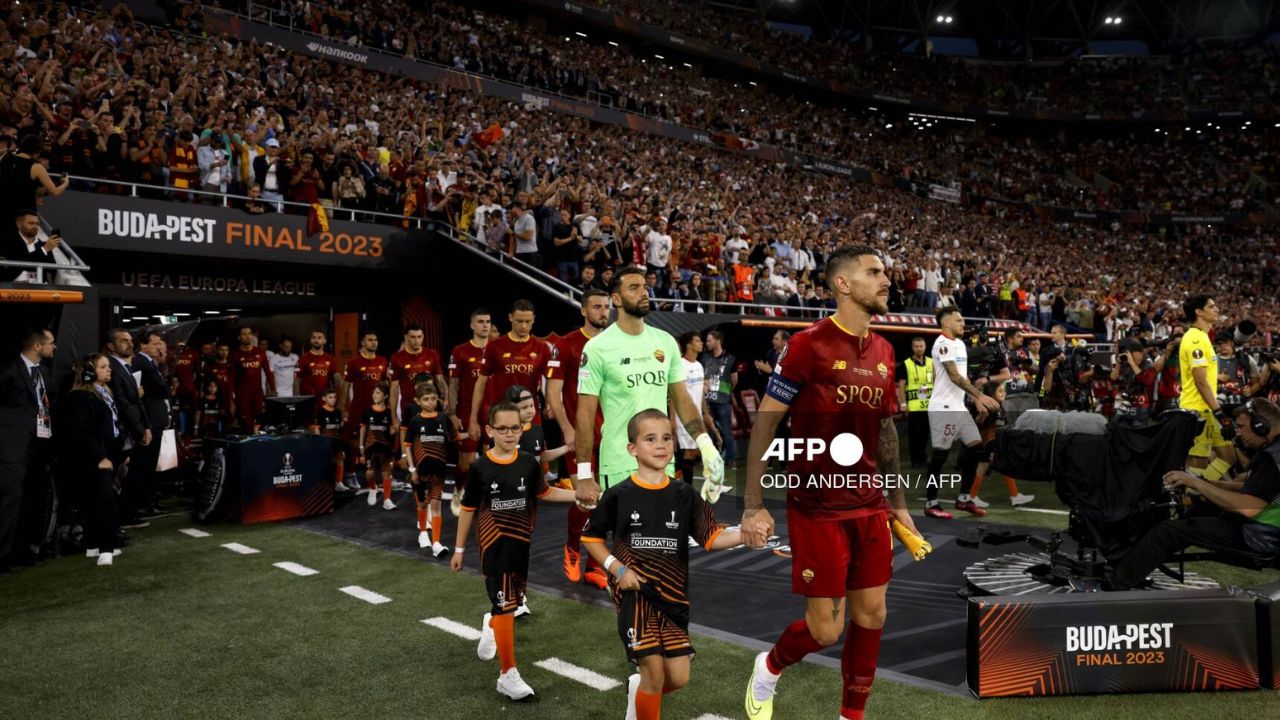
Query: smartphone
[[50, 227, 61, 238]]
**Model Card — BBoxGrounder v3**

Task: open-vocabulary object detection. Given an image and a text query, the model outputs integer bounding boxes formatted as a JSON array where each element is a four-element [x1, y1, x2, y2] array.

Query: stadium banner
[[967, 590, 1260, 697], [42, 192, 428, 269], [928, 183, 963, 204]]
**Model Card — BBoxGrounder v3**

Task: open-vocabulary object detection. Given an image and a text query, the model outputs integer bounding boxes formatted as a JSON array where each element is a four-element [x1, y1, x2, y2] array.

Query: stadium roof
[[722, 0, 1279, 57]]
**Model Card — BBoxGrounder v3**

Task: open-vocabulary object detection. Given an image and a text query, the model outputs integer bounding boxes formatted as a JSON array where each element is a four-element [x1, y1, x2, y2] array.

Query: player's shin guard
[[840, 623, 882, 720], [766, 620, 826, 674], [382, 475, 393, 499], [417, 507, 428, 532], [492, 613, 516, 672], [431, 514, 442, 543]]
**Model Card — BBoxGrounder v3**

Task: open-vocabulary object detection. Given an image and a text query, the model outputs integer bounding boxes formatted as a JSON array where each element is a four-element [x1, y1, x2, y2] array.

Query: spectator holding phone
[[0, 135, 69, 226], [5, 210, 62, 283]]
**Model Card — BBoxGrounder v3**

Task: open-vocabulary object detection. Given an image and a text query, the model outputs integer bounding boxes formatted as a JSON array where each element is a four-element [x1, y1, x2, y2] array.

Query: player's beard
[[588, 316, 610, 330], [621, 295, 651, 318], [851, 288, 888, 316]]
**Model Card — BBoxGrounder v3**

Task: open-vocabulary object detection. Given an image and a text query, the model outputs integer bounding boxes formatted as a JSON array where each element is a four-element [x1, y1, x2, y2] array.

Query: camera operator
[[1107, 399, 1280, 590], [1003, 329, 1038, 428], [1256, 351, 1280, 405], [1112, 337, 1156, 427]]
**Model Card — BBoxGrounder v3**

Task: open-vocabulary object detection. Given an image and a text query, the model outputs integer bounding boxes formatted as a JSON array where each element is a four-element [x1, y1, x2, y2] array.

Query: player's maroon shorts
[[787, 507, 891, 596]]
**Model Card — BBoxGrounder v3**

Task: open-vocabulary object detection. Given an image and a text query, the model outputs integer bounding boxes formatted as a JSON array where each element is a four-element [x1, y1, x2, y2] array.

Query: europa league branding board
[[967, 590, 1265, 697]]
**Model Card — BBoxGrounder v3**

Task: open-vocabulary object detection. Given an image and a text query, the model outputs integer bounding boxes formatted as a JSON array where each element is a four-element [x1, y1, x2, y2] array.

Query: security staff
[[895, 337, 933, 468]]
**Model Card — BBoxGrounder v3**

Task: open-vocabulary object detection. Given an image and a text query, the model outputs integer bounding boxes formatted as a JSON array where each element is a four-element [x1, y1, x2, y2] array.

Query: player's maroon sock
[[566, 503, 591, 550], [765, 620, 825, 674], [839, 622, 882, 720]]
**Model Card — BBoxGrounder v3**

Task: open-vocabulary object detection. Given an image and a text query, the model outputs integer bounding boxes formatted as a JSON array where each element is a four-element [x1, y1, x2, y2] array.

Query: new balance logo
[[832, 360, 848, 370], [620, 357, 631, 365]]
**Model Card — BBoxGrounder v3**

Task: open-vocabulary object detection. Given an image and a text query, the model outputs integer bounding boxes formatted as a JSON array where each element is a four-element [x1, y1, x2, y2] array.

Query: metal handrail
[[67, 174, 429, 229]]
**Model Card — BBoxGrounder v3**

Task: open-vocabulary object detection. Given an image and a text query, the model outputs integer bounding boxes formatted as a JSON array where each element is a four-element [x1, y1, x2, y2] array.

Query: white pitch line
[[220, 542, 260, 554], [178, 528, 211, 538], [421, 617, 482, 641], [272, 561, 319, 577], [340, 585, 392, 605], [1015, 507, 1069, 515], [533, 657, 621, 691], [692, 715, 736, 720]]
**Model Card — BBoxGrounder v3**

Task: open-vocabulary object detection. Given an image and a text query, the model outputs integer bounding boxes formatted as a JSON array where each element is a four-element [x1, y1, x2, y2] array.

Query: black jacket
[[0, 357, 46, 463], [57, 388, 117, 468], [106, 355, 149, 442], [134, 352, 170, 431], [252, 154, 292, 195]]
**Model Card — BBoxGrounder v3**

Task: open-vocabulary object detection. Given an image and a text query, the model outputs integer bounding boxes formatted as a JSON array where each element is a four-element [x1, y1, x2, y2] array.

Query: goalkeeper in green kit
[[573, 265, 726, 509]]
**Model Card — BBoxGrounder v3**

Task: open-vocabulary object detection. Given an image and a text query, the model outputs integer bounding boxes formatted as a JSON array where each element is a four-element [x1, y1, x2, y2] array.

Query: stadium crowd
[[236, 0, 1279, 213], [567, 0, 1278, 116], [1, 2, 1277, 337]]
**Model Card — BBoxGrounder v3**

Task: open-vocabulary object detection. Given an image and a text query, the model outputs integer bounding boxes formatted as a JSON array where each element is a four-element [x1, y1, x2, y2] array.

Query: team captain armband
[[765, 373, 802, 404]]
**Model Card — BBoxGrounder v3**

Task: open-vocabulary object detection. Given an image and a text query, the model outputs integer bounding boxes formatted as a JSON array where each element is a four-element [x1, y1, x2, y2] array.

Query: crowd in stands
[[239, 0, 1280, 214], [1, 1, 1277, 336], [584, 0, 1279, 116]]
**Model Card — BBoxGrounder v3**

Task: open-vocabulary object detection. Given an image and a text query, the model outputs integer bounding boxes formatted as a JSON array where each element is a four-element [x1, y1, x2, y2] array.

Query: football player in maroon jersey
[[546, 289, 610, 586], [741, 245, 924, 720], [448, 309, 492, 515]]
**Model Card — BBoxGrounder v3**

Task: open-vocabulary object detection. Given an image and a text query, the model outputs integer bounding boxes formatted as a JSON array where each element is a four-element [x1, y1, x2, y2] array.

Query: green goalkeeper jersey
[[578, 322, 684, 480]]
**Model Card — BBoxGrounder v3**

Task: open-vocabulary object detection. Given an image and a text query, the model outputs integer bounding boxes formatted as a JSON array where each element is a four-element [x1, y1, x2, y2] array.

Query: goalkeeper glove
[[890, 517, 932, 561], [695, 432, 725, 504], [1213, 409, 1236, 441]]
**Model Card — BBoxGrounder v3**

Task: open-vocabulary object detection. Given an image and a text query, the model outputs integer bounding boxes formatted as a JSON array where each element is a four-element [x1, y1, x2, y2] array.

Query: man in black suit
[[133, 331, 171, 516], [0, 329, 54, 572], [4, 210, 62, 282], [105, 328, 151, 526], [251, 139, 291, 211]]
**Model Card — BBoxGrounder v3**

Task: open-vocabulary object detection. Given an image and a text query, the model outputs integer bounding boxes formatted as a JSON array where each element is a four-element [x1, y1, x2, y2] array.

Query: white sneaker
[[334, 481, 350, 492], [382, 498, 397, 511], [366, 490, 378, 506], [496, 667, 534, 700], [86, 548, 100, 558], [477, 613, 497, 660], [971, 496, 991, 508], [432, 542, 450, 559], [625, 673, 641, 720], [418, 531, 431, 549], [442, 492, 454, 501], [749, 651, 780, 707], [1011, 493, 1036, 507], [97, 552, 114, 566], [514, 601, 530, 618], [450, 493, 463, 517], [687, 537, 700, 549]]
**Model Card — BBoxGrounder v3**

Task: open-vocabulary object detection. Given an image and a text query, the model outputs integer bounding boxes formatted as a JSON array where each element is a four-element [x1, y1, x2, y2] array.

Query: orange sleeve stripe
[[461, 504, 479, 512], [703, 526, 724, 552], [537, 487, 552, 498], [580, 537, 605, 544]]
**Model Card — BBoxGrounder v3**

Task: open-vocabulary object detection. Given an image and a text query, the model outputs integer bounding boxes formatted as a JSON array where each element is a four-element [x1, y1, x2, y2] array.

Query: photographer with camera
[[1112, 337, 1157, 427], [1214, 332, 1261, 407], [1036, 325, 1073, 410], [1153, 328, 1184, 414], [1107, 399, 1280, 590], [1179, 296, 1236, 476], [1003, 329, 1038, 426]]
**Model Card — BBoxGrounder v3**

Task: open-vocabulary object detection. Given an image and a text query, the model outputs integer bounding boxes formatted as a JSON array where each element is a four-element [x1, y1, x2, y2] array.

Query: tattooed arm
[[880, 417, 920, 536]]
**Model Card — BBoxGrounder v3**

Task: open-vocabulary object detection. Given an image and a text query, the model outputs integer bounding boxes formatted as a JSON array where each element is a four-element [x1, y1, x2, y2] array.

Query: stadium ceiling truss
[[718, 0, 1279, 54]]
